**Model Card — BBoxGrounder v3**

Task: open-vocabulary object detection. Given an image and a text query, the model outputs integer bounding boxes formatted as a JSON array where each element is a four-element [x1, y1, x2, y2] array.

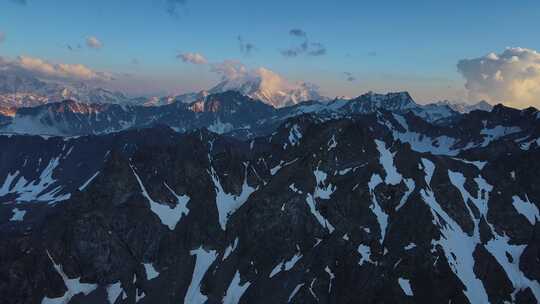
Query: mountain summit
[[207, 67, 326, 108]]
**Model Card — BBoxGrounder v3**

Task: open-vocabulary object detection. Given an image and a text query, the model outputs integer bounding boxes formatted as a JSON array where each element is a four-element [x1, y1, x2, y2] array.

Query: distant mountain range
[[0, 72, 130, 109], [0, 90, 485, 137], [0, 69, 493, 114], [434, 100, 493, 113]]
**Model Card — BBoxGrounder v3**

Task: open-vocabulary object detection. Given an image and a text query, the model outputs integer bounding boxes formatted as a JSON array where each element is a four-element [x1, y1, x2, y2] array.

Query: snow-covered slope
[[433, 100, 493, 113]]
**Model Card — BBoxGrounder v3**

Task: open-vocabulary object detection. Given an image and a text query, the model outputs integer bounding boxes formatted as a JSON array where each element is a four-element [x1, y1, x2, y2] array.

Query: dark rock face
[[1, 109, 539, 303]]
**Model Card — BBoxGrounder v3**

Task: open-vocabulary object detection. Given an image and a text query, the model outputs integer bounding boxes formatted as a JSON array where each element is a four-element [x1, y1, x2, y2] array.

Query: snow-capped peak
[[208, 67, 326, 108]]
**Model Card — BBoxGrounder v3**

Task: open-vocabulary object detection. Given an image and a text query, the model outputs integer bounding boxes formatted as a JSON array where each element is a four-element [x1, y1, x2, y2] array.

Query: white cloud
[[457, 47, 540, 108], [178, 52, 208, 65], [86, 36, 103, 49], [0, 55, 112, 81]]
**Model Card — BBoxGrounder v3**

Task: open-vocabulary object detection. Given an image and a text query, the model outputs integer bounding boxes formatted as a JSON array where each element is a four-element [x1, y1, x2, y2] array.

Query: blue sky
[[1, 0, 540, 104]]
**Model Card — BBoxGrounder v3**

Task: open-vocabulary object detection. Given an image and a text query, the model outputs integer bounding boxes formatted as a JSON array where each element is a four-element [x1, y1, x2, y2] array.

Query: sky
[[1, 0, 540, 107]]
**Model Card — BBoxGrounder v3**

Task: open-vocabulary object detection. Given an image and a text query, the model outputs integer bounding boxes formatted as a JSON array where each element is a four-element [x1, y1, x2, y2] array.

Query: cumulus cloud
[[0, 55, 112, 82], [457, 47, 540, 108], [177, 52, 208, 65], [209, 60, 296, 90], [238, 36, 256, 56], [86, 36, 103, 49], [281, 29, 326, 57]]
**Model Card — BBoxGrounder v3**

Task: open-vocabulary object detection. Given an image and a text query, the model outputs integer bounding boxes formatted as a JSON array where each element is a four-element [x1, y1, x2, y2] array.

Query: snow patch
[[131, 165, 190, 230], [78, 171, 100, 191], [396, 178, 415, 211], [210, 166, 256, 230], [512, 195, 539, 225], [223, 271, 250, 304], [404, 243, 416, 250], [327, 135, 337, 150], [288, 124, 302, 146], [374, 140, 402, 185], [421, 158, 435, 187], [106, 282, 123, 304], [313, 168, 335, 199], [288, 283, 305, 302], [305, 194, 334, 233], [357, 244, 373, 265], [41, 250, 98, 304], [207, 119, 234, 134], [184, 247, 218, 304], [398, 278, 413, 296], [143, 263, 160, 280], [368, 174, 388, 242], [10, 208, 26, 221], [480, 125, 521, 147], [223, 238, 239, 260], [269, 253, 302, 278], [0, 156, 70, 204]]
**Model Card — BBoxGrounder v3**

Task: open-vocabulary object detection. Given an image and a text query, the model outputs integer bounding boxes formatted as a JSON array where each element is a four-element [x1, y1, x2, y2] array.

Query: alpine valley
[[1, 79, 540, 304]]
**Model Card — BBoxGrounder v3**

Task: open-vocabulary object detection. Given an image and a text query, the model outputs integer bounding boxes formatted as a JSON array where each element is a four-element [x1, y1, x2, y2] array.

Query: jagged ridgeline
[[1, 93, 539, 303]]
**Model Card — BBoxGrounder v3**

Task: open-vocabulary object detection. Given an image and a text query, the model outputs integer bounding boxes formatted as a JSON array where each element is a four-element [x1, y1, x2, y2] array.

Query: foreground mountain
[[0, 106, 539, 303]]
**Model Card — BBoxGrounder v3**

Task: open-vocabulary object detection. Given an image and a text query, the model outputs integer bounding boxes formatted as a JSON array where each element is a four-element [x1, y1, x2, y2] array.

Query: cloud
[[0, 32, 5, 44], [289, 29, 307, 38], [281, 29, 326, 58], [86, 36, 103, 49], [177, 52, 208, 65], [238, 36, 256, 56], [0, 55, 112, 82], [344, 72, 356, 82], [165, 0, 187, 17], [210, 60, 248, 80], [457, 47, 540, 108]]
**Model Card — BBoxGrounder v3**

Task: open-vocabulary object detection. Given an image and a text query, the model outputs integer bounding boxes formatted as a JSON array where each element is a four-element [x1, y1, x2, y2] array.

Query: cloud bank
[[457, 47, 540, 108], [0, 56, 112, 82], [178, 52, 208, 65]]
